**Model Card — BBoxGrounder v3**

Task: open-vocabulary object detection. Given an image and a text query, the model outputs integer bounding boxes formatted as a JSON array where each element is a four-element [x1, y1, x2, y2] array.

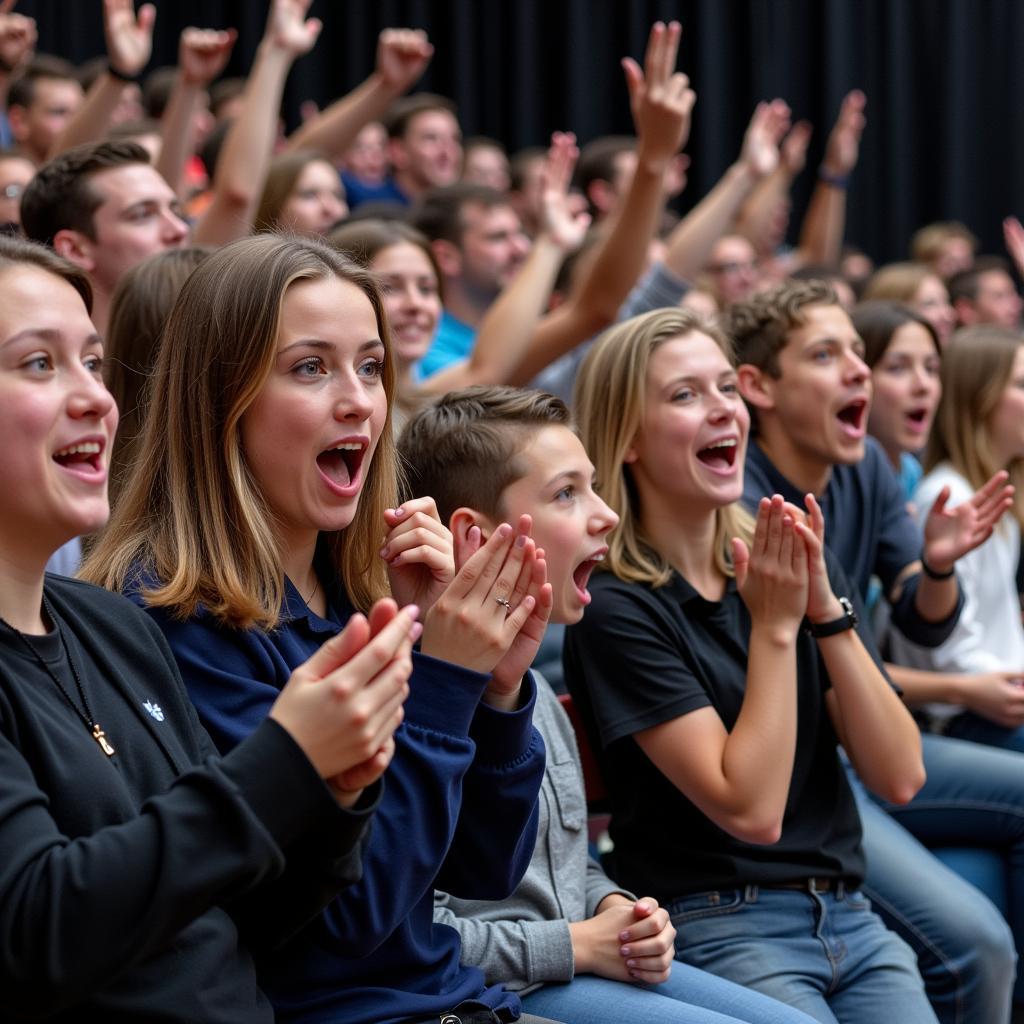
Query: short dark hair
[[21, 140, 152, 245], [412, 183, 510, 244], [0, 232, 93, 312], [7, 55, 78, 111], [141, 66, 177, 119], [851, 300, 940, 368], [574, 135, 635, 213], [509, 146, 546, 192], [210, 77, 247, 119], [948, 256, 1013, 304], [399, 385, 570, 524], [727, 278, 839, 377], [384, 93, 458, 140]]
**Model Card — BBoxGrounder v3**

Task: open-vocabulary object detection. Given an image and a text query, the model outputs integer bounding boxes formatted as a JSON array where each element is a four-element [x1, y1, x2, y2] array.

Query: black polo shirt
[[563, 553, 868, 901]]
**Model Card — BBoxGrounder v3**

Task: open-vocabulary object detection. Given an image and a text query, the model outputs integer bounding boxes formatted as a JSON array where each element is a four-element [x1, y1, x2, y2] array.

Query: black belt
[[768, 877, 845, 894]]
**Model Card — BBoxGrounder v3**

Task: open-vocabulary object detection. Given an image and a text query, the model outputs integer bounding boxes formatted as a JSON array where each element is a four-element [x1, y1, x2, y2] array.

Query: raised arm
[[48, 0, 154, 159], [508, 20, 696, 385], [154, 26, 237, 197], [193, 0, 321, 246], [659, 98, 790, 285], [421, 131, 590, 394], [284, 28, 433, 159], [794, 90, 866, 266]]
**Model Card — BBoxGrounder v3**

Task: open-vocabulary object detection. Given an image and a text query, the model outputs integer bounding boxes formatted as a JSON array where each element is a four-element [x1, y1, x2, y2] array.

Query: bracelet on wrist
[[107, 64, 140, 83], [817, 167, 850, 190], [920, 555, 955, 581]]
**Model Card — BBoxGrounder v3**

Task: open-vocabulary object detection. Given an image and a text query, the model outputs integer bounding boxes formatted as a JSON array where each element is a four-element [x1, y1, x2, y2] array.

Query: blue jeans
[[667, 884, 936, 1024], [850, 732, 1023, 1022], [520, 959, 818, 1024], [944, 710, 1024, 754]]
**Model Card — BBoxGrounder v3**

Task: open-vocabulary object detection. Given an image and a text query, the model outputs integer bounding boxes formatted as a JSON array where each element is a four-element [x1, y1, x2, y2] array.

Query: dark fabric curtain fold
[[17, 0, 1024, 263]]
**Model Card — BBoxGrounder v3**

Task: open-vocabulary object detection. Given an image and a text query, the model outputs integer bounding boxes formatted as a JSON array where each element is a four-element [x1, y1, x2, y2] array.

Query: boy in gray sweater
[[400, 385, 818, 1024]]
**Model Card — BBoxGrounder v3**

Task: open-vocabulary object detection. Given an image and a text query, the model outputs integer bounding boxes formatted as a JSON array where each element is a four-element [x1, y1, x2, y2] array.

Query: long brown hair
[[83, 233, 398, 627], [105, 247, 213, 504], [926, 325, 1024, 527], [575, 307, 754, 587]]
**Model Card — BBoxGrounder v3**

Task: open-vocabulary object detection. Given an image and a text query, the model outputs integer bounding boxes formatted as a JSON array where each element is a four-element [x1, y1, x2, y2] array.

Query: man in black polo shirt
[[731, 279, 1024, 1024]]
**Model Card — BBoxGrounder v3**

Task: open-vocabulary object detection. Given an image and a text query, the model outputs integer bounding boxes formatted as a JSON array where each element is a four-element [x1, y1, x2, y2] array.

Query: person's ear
[[430, 238, 462, 279], [52, 229, 96, 273], [737, 362, 776, 413], [449, 506, 496, 568]]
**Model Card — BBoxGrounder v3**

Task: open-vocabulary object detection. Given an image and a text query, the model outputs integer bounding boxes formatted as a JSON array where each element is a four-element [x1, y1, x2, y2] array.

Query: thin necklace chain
[[0, 596, 116, 757], [302, 575, 319, 607]]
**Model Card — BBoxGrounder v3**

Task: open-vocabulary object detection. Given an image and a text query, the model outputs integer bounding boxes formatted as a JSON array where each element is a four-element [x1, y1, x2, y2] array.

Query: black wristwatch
[[806, 596, 858, 638]]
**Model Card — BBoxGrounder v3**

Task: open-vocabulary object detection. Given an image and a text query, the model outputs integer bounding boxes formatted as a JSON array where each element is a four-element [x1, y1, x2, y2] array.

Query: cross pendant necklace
[[2, 596, 116, 758]]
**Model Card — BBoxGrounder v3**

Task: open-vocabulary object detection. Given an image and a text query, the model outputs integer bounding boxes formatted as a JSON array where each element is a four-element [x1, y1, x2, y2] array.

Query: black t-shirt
[[563, 553, 872, 901]]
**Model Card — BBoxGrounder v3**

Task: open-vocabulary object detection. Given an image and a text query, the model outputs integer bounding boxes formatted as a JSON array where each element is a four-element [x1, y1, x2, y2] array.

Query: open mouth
[[836, 399, 868, 437], [905, 407, 930, 431], [316, 441, 366, 494], [696, 438, 739, 472], [572, 550, 606, 604], [52, 440, 104, 477]]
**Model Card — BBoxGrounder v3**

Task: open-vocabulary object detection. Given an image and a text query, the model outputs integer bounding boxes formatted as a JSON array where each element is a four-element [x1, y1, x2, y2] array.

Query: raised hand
[[821, 90, 866, 177], [622, 20, 696, 168], [781, 120, 813, 176], [570, 895, 675, 983], [103, 0, 155, 79], [381, 496, 455, 615], [266, 0, 322, 59], [179, 26, 238, 88], [538, 131, 591, 253], [732, 494, 809, 637], [923, 470, 1014, 572], [420, 519, 539, 677], [376, 27, 433, 94], [269, 598, 417, 787], [0, 4, 36, 76], [740, 99, 792, 178]]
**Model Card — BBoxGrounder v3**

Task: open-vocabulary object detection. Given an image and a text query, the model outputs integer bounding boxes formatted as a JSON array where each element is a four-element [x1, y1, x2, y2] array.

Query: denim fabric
[[943, 710, 1024, 754], [520, 960, 819, 1023], [667, 885, 936, 1024], [854, 733, 1024, 1018]]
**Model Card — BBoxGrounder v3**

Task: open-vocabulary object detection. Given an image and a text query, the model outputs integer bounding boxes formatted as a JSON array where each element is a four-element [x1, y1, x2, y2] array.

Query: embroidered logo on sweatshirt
[[143, 700, 165, 722]]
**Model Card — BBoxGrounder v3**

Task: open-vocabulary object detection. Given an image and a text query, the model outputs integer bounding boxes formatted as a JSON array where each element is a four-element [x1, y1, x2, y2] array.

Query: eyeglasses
[[1, 184, 24, 200], [707, 259, 758, 276]]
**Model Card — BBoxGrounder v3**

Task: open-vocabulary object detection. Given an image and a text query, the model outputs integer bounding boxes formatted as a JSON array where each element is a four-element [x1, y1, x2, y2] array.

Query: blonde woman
[[565, 308, 935, 1022], [863, 262, 956, 347], [84, 233, 557, 1024]]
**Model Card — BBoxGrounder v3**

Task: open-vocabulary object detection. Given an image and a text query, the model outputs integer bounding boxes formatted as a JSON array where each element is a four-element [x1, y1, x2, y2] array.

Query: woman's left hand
[[381, 497, 455, 614]]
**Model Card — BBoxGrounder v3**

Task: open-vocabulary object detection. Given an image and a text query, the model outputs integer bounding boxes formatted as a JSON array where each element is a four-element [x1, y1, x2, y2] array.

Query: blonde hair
[[575, 307, 754, 587], [83, 233, 398, 628], [862, 261, 934, 304], [926, 326, 1024, 526]]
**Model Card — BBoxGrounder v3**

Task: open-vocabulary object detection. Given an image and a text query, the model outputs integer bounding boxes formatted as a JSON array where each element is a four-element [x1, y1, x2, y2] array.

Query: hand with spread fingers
[[421, 518, 542, 688], [266, 0, 322, 59], [538, 131, 591, 254], [103, 0, 156, 80], [381, 496, 455, 615], [923, 469, 1014, 573]]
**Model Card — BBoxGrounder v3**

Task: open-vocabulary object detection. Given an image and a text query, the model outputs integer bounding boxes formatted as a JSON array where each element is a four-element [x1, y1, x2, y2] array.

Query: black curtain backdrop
[[16, 0, 1024, 265]]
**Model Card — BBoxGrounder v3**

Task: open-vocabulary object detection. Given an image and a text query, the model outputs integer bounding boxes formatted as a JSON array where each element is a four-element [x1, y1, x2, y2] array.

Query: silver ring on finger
[[495, 597, 513, 612]]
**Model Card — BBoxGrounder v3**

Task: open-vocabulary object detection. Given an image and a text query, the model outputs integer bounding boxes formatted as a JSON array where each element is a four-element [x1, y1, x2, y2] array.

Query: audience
[[5, 4, 1024, 1021]]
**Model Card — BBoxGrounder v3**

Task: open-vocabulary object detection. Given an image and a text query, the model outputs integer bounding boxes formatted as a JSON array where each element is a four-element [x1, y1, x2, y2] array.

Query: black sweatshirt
[[0, 574, 377, 1021]]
